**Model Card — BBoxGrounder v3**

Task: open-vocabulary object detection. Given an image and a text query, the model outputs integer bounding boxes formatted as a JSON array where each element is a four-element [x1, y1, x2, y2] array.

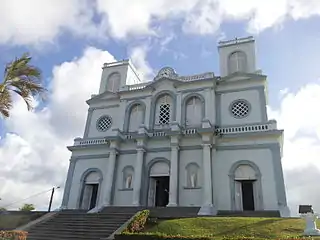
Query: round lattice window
[[230, 100, 251, 118], [96, 115, 112, 132]]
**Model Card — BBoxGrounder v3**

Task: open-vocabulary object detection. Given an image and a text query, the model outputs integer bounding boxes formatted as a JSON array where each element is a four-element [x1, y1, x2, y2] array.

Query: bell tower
[[218, 36, 257, 77], [98, 59, 142, 94]]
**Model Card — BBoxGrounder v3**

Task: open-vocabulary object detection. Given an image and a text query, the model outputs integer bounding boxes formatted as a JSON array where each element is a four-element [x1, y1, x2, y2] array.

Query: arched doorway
[[229, 161, 263, 211], [79, 169, 102, 210], [147, 159, 170, 207]]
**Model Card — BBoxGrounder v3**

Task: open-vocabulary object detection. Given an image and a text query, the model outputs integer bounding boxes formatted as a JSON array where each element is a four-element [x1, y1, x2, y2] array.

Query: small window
[[159, 104, 171, 125], [129, 104, 144, 131], [230, 100, 251, 119], [96, 115, 112, 132], [155, 95, 172, 127], [122, 166, 134, 189], [186, 163, 199, 188], [186, 97, 202, 126]]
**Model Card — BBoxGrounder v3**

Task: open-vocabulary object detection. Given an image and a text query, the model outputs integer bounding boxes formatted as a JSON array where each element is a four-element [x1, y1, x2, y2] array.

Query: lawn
[[0, 212, 45, 230], [145, 217, 320, 239]]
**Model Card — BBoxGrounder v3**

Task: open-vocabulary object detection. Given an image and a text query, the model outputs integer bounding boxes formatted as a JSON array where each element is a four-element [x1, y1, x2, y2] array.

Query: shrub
[[0, 231, 27, 240], [124, 210, 150, 233], [117, 232, 318, 240]]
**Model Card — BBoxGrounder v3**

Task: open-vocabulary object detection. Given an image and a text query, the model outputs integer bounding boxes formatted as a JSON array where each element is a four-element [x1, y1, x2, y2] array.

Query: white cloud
[[95, 0, 320, 38], [0, 47, 116, 210], [0, 0, 100, 46], [129, 45, 154, 82], [268, 82, 320, 215], [2, 0, 320, 46]]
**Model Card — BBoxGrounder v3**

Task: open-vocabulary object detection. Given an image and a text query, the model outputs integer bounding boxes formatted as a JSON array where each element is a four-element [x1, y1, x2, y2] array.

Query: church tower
[[218, 36, 257, 77], [98, 59, 142, 94]]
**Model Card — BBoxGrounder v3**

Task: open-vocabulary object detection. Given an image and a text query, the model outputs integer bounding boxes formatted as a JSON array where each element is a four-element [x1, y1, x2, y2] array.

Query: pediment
[[145, 77, 183, 90], [220, 72, 266, 83], [86, 90, 119, 104]]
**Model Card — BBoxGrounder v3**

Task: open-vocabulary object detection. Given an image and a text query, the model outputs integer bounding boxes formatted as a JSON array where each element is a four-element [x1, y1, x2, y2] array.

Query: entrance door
[[81, 184, 99, 210], [89, 184, 99, 210], [241, 180, 255, 211], [148, 176, 169, 207]]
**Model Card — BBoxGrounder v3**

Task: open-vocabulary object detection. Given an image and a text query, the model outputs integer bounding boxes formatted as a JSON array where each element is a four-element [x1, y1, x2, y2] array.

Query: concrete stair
[[217, 210, 281, 217], [26, 209, 138, 240], [147, 207, 200, 219]]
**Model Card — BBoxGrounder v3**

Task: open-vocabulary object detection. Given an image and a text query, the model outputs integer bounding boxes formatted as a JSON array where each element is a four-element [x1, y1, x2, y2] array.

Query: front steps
[[25, 207, 282, 240], [26, 209, 137, 240]]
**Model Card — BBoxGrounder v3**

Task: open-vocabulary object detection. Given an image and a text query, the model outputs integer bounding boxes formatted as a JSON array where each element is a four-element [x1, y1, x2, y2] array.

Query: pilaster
[[167, 135, 180, 206], [198, 134, 217, 215], [61, 158, 76, 209], [83, 108, 94, 138], [103, 141, 119, 206], [132, 136, 146, 206]]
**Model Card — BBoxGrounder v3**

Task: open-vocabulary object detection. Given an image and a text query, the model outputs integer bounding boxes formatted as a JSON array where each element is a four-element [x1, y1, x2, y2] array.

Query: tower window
[[106, 72, 121, 92], [228, 51, 247, 74]]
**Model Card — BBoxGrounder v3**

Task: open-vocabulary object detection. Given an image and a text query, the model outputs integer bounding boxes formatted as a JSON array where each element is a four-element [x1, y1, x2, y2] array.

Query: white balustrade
[[74, 138, 109, 146], [216, 123, 275, 135]]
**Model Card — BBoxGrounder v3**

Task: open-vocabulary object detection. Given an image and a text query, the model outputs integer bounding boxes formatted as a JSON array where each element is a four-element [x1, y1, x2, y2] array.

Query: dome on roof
[[155, 67, 177, 80]]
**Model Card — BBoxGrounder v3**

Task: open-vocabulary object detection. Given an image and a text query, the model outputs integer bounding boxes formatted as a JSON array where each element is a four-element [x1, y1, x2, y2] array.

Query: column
[[61, 158, 76, 209], [168, 145, 179, 206], [132, 148, 145, 205], [202, 143, 213, 206], [204, 88, 211, 120], [103, 149, 117, 206]]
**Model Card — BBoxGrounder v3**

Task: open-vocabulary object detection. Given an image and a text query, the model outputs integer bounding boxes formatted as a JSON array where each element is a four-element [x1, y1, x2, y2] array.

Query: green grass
[[0, 212, 45, 230], [145, 217, 320, 239]]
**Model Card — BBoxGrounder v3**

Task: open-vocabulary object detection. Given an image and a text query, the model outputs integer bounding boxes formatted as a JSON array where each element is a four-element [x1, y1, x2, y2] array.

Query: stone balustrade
[[74, 138, 109, 146], [216, 122, 276, 135], [73, 122, 277, 146]]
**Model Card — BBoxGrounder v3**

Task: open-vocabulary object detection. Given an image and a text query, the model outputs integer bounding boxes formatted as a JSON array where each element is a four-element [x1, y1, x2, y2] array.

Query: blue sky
[[1, 0, 320, 214]]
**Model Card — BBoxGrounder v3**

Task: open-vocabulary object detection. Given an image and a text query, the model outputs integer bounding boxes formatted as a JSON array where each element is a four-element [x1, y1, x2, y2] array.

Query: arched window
[[155, 94, 172, 127], [186, 97, 202, 126], [228, 51, 247, 74], [186, 163, 200, 188], [128, 104, 144, 131], [122, 166, 134, 189], [106, 72, 121, 92]]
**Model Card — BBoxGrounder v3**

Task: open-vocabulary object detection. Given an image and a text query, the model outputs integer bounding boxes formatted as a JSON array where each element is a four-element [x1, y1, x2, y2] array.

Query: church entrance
[[79, 170, 102, 210], [81, 183, 99, 210], [148, 176, 169, 207], [241, 180, 255, 211], [155, 176, 169, 207], [147, 160, 170, 207], [232, 163, 261, 211]]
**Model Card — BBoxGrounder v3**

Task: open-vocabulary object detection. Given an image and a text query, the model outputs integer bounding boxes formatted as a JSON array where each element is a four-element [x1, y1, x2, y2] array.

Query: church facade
[[61, 36, 290, 216]]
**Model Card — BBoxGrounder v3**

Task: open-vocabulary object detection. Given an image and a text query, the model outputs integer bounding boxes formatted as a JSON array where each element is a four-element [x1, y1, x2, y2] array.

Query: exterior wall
[[67, 157, 109, 209], [113, 153, 136, 206], [218, 89, 263, 126], [213, 147, 278, 210], [87, 105, 121, 138], [179, 149, 203, 206]]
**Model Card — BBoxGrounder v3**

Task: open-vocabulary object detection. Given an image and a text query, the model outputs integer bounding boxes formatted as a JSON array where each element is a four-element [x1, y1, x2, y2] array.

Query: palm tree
[[0, 53, 46, 118]]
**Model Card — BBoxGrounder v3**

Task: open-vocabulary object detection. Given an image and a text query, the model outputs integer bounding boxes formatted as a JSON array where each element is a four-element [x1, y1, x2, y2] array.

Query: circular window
[[96, 115, 112, 132], [230, 100, 251, 118]]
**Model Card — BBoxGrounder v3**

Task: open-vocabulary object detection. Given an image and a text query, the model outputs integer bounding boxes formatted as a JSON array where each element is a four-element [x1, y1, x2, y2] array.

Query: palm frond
[[0, 87, 12, 118], [0, 52, 46, 117]]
